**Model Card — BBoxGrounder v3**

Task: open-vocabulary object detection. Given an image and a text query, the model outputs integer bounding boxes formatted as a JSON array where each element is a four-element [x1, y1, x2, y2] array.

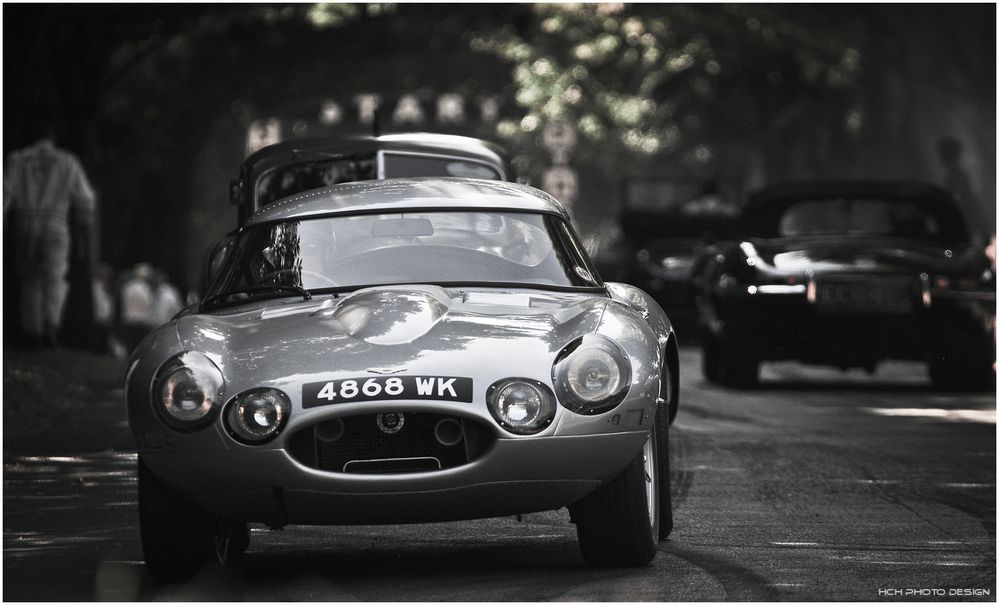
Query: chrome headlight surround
[[552, 334, 632, 415], [224, 388, 291, 445], [486, 378, 556, 435], [152, 351, 224, 431]]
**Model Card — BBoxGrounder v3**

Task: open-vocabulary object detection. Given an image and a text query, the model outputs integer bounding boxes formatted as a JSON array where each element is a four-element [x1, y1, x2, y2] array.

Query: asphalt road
[[3, 348, 995, 601]]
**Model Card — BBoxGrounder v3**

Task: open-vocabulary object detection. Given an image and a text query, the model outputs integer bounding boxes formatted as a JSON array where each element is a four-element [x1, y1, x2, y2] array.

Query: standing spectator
[[3, 118, 96, 349], [151, 268, 184, 325], [119, 263, 156, 352]]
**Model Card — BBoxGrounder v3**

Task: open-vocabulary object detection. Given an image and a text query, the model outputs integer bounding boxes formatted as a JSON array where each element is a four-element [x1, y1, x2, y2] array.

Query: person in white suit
[[3, 121, 96, 348]]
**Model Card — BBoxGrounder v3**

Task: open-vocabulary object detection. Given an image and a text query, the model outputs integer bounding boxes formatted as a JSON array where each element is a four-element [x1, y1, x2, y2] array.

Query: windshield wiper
[[203, 284, 312, 308]]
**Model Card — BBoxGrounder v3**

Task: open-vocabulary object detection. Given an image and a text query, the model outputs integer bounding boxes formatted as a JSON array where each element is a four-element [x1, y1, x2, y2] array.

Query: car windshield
[[256, 156, 378, 207], [778, 198, 942, 239], [205, 210, 601, 306], [255, 154, 502, 208]]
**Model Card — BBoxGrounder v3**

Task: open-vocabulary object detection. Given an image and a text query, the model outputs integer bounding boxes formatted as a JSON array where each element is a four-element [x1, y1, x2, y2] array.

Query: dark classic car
[[230, 132, 512, 225], [130, 178, 679, 582], [691, 180, 995, 389]]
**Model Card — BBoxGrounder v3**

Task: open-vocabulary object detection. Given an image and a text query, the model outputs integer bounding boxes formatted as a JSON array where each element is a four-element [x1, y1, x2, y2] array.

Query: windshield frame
[[203, 207, 605, 310]]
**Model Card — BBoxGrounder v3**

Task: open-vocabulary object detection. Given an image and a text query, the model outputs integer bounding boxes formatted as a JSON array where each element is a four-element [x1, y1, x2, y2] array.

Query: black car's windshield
[[255, 154, 502, 208], [256, 156, 378, 207], [778, 198, 946, 240], [205, 211, 601, 306]]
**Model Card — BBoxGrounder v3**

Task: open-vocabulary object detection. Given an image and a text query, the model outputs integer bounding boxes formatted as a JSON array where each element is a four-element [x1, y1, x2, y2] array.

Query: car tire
[[655, 400, 674, 541], [213, 520, 251, 565], [571, 419, 661, 567], [138, 456, 216, 584]]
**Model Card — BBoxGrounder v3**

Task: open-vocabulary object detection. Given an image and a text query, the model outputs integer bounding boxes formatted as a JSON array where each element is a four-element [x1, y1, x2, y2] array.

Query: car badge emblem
[[376, 412, 405, 434], [368, 368, 404, 375]]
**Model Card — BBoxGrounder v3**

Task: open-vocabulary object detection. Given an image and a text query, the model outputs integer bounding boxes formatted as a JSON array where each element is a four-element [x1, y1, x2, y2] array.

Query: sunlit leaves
[[469, 3, 867, 181], [306, 3, 360, 28], [305, 3, 396, 29], [602, 94, 655, 127]]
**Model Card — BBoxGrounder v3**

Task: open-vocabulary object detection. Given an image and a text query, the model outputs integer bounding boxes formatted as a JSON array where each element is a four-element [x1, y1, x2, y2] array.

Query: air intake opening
[[287, 412, 494, 474]]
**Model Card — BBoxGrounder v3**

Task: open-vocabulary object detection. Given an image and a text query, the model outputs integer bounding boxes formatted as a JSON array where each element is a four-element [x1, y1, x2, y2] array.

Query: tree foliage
[[469, 3, 867, 183]]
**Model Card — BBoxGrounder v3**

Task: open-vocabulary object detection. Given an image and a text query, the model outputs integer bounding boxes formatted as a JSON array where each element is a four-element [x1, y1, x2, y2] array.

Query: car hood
[[748, 236, 962, 274], [177, 285, 609, 387]]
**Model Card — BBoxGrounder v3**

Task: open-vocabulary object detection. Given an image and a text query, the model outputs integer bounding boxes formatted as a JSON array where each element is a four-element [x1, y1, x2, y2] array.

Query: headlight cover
[[486, 378, 556, 435], [225, 388, 291, 444], [552, 334, 631, 415], [152, 351, 224, 431]]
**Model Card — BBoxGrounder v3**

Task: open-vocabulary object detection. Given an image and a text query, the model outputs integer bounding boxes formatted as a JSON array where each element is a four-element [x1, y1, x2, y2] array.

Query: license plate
[[302, 376, 473, 408], [815, 277, 914, 314]]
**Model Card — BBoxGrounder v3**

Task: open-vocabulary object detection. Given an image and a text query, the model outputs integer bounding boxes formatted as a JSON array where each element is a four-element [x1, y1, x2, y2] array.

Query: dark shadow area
[[130, 530, 625, 601]]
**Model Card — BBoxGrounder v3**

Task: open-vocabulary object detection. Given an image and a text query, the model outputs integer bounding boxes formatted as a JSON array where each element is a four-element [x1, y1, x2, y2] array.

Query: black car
[[230, 133, 512, 225], [691, 180, 995, 390]]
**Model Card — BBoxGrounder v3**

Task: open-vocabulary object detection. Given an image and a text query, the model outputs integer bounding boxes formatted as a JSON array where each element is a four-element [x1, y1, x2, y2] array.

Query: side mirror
[[200, 236, 236, 297]]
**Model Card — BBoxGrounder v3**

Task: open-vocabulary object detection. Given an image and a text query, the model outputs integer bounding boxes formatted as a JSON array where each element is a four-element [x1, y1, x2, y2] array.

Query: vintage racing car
[[691, 180, 995, 389], [128, 178, 680, 582]]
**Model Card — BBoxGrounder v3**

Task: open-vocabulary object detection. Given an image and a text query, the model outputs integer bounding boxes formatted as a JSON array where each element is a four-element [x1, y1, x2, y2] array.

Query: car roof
[[243, 177, 568, 227], [241, 133, 509, 177], [744, 179, 969, 241]]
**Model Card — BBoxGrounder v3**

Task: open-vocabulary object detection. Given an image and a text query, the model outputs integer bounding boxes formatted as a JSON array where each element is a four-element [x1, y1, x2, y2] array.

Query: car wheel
[[213, 520, 250, 565], [138, 456, 215, 584], [571, 419, 661, 567], [655, 398, 674, 541]]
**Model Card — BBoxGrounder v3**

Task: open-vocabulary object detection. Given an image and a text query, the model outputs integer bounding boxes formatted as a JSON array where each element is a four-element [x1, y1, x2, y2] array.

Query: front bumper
[[141, 430, 648, 526]]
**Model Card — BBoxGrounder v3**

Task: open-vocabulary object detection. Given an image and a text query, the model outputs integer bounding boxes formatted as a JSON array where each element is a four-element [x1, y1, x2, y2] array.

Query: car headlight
[[552, 334, 631, 415], [225, 388, 290, 444], [486, 378, 556, 435], [152, 352, 224, 431]]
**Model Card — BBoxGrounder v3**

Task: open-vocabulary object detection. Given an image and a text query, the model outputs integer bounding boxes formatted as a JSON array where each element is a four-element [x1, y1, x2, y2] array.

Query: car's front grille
[[814, 275, 917, 314], [287, 412, 493, 474]]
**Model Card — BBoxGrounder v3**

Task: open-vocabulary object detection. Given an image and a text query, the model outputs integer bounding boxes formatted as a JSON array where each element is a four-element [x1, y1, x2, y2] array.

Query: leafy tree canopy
[[468, 3, 865, 180]]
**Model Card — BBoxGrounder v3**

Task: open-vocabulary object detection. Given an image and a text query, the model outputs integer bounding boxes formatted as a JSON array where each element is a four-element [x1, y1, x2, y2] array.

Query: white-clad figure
[[3, 123, 96, 348], [151, 268, 184, 326], [120, 263, 156, 351]]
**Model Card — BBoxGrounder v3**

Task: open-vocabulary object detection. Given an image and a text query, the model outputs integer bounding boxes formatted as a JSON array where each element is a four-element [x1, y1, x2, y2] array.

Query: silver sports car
[[127, 178, 680, 583]]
